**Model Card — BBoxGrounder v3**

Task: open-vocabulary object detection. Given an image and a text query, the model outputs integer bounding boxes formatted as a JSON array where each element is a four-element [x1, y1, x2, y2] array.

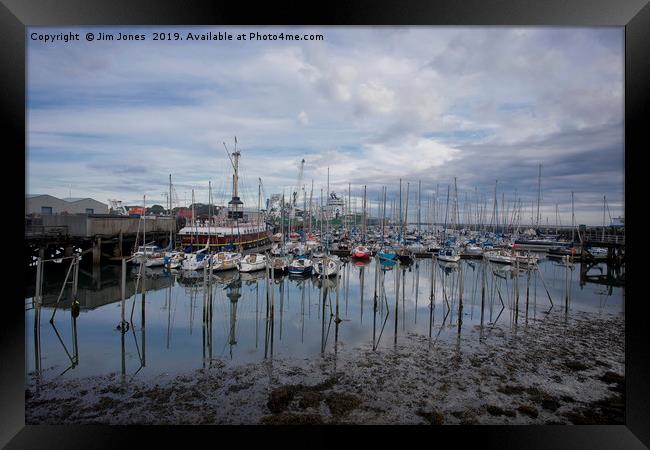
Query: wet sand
[[26, 310, 624, 425]]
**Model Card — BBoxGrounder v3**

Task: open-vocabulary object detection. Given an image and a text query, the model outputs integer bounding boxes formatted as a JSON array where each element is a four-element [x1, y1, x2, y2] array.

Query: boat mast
[[404, 182, 410, 243], [397, 178, 404, 243], [348, 182, 351, 235], [428, 193, 432, 233], [453, 177, 458, 233], [417, 180, 421, 236], [502, 192, 505, 233], [258, 179, 262, 229], [302, 184, 307, 238], [363, 185, 367, 242], [281, 191, 285, 247], [382, 186, 387, 246], [326, 168, 330, 243], [492, 180, 498, 235], [602, 195, 606, 240], [435, 183, 439, 235], [226, 137, 243, 221], [169, 174, 173, 248], [536, 164, 542, 230], [208, 181, 212, 250], [191, 189, 195, 247], [571, 191, 575, 242], [309, 179, 313, 234], [443, 185, 449, 243], [169, 174, 173, 216], [143, 194, 146, 253]]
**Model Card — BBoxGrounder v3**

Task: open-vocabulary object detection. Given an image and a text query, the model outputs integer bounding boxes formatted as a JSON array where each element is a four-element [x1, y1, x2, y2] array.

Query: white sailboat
[[288, 257, 314, 275], [210, 252, 242, 271], [313, 256, 340, 277], [237, 253, 267, 272], [437, 246, 461, 263], [181, 243, 210, 271], [484, 249, 517, 265]]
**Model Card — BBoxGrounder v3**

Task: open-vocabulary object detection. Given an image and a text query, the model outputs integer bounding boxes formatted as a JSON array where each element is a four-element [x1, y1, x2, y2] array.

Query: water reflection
[[26, 257, 624, 383]]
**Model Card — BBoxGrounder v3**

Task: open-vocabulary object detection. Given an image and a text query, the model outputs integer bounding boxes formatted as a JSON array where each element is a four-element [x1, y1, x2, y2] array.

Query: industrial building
[[26, 194, 109, 215]]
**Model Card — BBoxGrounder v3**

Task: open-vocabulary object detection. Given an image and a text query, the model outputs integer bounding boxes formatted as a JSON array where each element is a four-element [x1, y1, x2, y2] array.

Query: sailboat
[[437, 246, 461, 263], [237, 253, 267, 272], [269, 256, 289, 276], [210, 251, 242, 271], [313, 255, 340, 277], [351, 244, 371, 259], [483, 248, 517, 265], [181, 242, 210, 271], [144, 240, 173, 267], [461, 242, 483, 258], [288, 256, 314, 275]]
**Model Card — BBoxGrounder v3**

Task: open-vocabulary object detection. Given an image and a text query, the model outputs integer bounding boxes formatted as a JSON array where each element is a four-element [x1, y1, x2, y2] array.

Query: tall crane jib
[[292, 158, 306, 208]]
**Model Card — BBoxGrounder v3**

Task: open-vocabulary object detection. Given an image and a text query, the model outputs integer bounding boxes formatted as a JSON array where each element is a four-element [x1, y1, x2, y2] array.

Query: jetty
[[25, 214, 175, 265]]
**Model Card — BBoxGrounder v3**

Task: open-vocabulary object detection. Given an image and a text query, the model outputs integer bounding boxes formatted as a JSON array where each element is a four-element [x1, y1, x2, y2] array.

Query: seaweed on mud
[[266, 376, 340, 414], [599, 371, 624, 385], [517, 404, 539, 418], [324, 393, 361, 416], [297, 391, 323, 409], [563, 394, 624, 424], [416, 409, 445, 425], [564, 360, 590, 372], [227, 383, 252, 393], [540, 399, 560, 411], [485, 405, 516, 417], [94, 396, 120, 411], [497, 384, 526, 395]]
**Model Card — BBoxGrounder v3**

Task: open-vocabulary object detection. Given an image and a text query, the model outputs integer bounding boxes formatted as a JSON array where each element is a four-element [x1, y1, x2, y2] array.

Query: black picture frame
[[2, 0, 647, 447]]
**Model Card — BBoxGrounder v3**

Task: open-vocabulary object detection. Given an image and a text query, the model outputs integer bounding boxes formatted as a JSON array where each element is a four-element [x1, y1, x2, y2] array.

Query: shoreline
[[26, 310, 624, 425]]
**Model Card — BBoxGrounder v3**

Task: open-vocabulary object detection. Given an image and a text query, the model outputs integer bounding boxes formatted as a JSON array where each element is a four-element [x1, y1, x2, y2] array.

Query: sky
[[27, 26, 624, 226]]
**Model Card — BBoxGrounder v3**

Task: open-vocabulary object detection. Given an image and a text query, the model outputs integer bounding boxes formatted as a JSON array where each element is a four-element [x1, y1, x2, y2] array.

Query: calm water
[[25, 256, 624, 382]]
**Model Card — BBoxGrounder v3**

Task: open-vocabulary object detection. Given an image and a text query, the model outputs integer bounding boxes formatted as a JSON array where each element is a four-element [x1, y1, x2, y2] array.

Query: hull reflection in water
[[25, 257, 623, 382]]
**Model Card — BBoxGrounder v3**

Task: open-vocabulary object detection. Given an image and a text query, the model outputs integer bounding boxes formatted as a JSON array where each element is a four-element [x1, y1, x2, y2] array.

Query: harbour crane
[[108, 199, 128, 216], [292, 158, 306, 209]]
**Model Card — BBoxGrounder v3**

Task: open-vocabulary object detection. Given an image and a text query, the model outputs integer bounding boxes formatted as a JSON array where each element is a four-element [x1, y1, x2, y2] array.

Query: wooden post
[[565, 256, 569, 314], [394, 264, 400, 344], [525, 256, 530, 322], [458, 261, 463, 333], [430, 252, 434, 304], [35, 258, 42, 307], [92, 237, 102, 266], [514, 258, 519, 324], [121, 257, 126, 329], [476, 258, 480, 326]]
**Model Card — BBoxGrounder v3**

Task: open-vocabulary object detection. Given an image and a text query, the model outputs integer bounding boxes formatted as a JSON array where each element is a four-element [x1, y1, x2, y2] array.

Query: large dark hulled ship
[[177, 139, 271, 251]]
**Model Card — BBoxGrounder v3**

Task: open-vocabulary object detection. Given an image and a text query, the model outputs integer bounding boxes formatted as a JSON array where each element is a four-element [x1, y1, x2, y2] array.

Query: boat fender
[[71, 299, 80, 318]]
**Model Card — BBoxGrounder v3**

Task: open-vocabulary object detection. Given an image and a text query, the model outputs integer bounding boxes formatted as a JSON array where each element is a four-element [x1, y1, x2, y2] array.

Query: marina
[[24, 146, 626, 425], [24, 141, 626, 426]]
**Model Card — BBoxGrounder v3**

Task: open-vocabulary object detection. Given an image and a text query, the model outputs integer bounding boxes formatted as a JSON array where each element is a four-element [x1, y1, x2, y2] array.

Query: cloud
[[297, 111, 309, 125]]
